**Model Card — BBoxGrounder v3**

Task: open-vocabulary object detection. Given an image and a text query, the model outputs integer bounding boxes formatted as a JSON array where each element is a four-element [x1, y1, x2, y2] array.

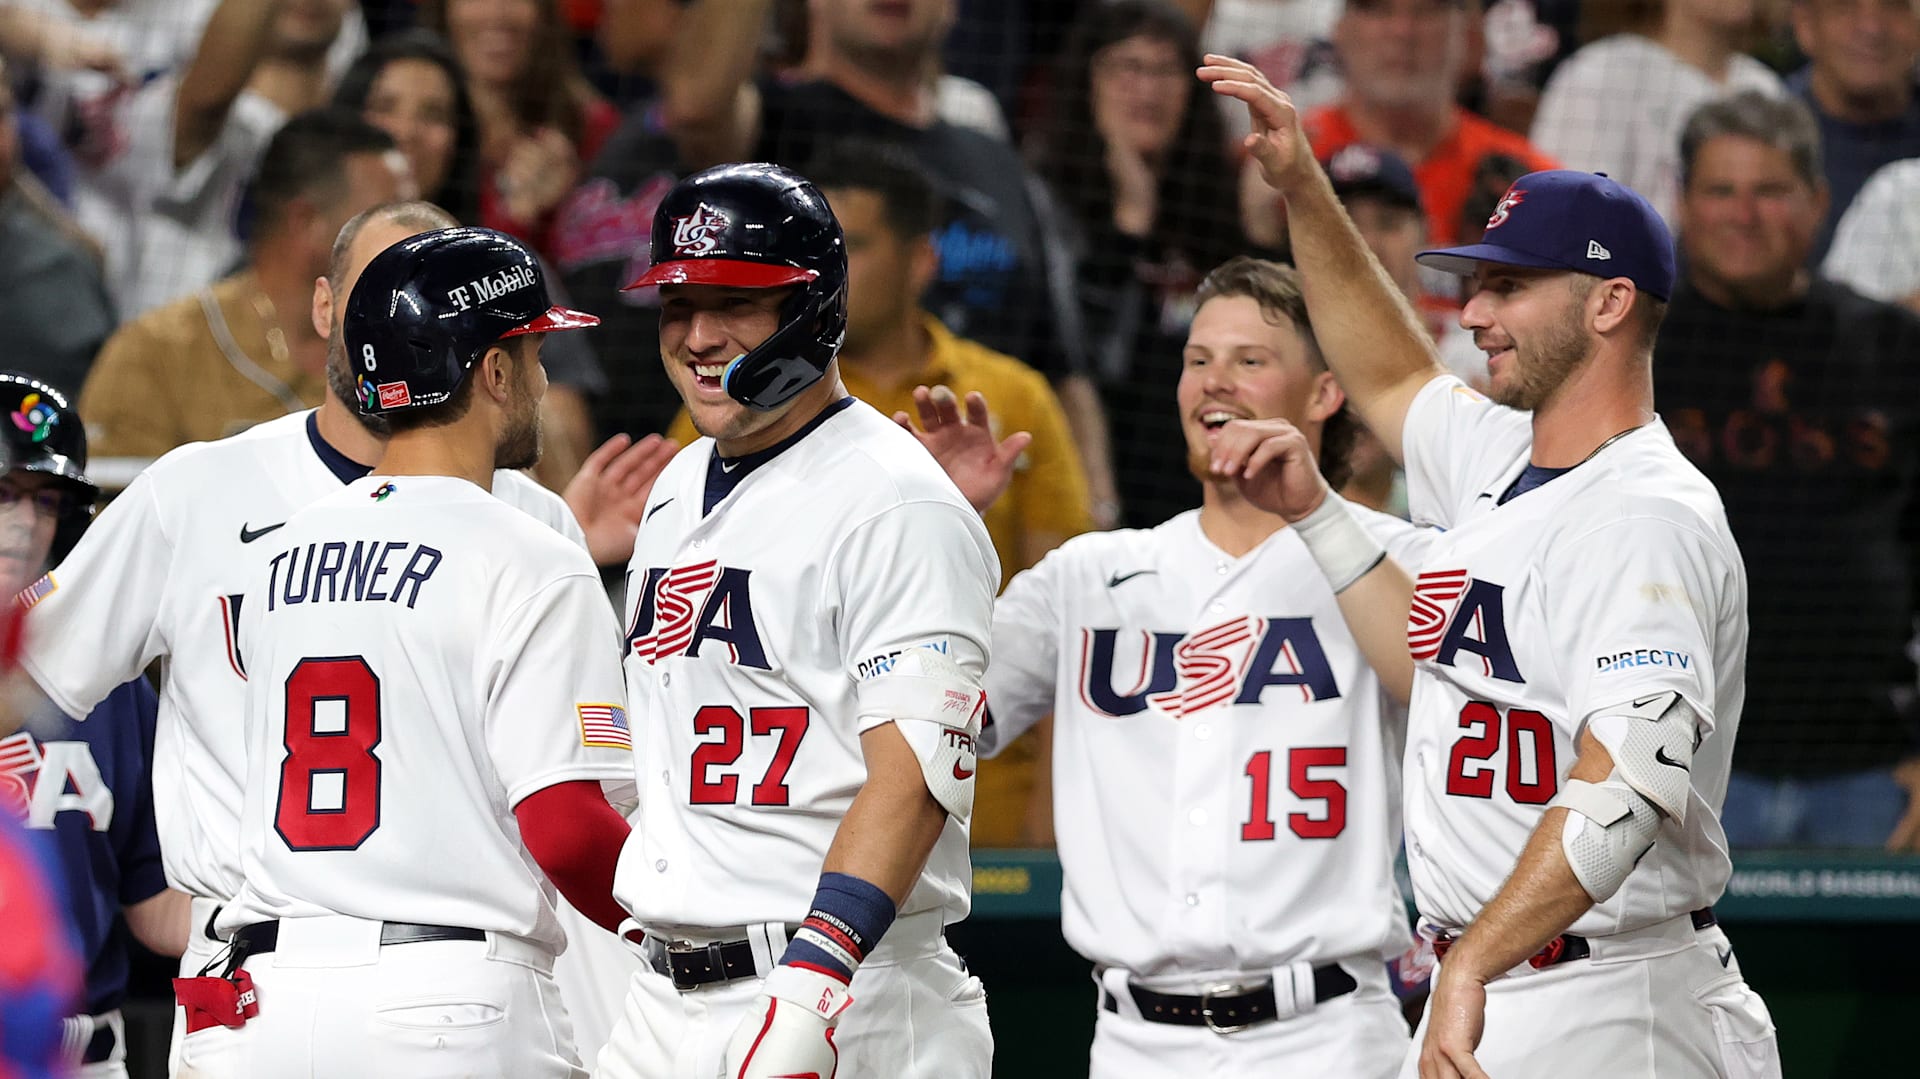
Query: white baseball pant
[[1400, 913, 1779, 1079], [593, 911, 991, 1079], [173, 914, 582, 1079], [1088, 959, 1408, 1079]]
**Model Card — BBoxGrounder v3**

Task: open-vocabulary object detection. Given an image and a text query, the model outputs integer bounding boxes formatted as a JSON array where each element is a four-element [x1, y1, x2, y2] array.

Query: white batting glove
[[722, 964, 853, 1079]]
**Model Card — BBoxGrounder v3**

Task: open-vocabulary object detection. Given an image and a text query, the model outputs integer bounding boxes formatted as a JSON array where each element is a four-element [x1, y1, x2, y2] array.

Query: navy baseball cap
[[1415, 170, 1676, 301], [1325, 144, 1423, 215]]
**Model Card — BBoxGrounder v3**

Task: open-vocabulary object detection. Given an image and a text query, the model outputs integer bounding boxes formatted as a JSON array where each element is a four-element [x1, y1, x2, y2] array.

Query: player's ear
[[1305, 367, 1344, 424], [478, 344, 515, 405], [311, 276, 334, 341], [1590, 279, 1636, 338], [908, 235, 938, 298]]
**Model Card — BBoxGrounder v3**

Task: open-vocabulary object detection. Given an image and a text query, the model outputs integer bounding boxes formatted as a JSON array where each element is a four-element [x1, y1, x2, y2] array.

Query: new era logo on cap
[[1416, 170, 1675, 300]]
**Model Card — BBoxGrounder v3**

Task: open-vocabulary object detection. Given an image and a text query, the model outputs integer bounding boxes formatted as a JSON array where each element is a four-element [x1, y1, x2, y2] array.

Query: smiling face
[[361, 58, 459, 202], [1677, 134, 1826, 306], [657, 283, 802, 446], [1794, 0, 1920, 103], [1459, 265, 1595, 411], [1177, 294, 1335, 482]]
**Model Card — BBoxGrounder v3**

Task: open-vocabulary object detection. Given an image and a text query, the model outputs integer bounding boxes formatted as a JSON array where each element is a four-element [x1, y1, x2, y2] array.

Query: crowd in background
[[3, 0, 1920, 855]]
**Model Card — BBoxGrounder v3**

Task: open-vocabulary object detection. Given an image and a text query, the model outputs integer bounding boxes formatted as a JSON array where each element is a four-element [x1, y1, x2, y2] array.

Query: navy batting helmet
[[344, 227, 599, 415], [624, 163, 847, 412], [0, 373, 98, 563]]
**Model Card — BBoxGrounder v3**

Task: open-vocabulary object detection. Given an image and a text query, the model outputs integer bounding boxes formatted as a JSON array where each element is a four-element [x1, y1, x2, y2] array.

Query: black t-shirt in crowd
[[755, 78, 1084, 381], [551, 102, 687, 439], [1655, 276, 1920, 775]]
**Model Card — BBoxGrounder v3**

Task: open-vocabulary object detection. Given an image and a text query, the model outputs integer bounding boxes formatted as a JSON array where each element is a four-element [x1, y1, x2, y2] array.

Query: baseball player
[[0, 374, 186, 1077], [595, 162, 997, 1079], [910, 256, 1428, 1077], [187, 226, 636, 1076], [16, 201, 655, 1071], [1203, 55, 1779, 1079]]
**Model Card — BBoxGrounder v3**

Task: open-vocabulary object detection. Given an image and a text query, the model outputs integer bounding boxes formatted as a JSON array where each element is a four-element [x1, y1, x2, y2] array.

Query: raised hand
[[1198, 53, 1314, 195], [893, 385, 1032, 515], [562, 432, 679, 566], [1207, 418, 1329, 521]]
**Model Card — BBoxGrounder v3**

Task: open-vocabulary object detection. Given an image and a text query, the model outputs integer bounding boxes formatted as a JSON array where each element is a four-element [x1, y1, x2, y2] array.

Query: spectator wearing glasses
[[1032, 0, 1246, 531]]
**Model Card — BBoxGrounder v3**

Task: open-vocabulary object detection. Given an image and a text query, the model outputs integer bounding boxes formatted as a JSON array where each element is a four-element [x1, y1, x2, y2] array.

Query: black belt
[[1434, 907, 1717, 970], [1100, 964, 1359, 1032], [658, 927, 803, 991], [82, 1018, 115, 1064], [231, 920, 487, 958]]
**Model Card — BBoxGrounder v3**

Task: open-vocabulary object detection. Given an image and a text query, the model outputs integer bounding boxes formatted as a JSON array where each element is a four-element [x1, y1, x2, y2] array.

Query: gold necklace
[[1576, 423, 1647, 467]]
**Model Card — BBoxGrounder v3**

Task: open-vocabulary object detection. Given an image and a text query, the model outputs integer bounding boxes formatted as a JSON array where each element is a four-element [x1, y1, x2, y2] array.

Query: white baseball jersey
[[614, 397, 998, 933], [19, 410, 584, 901], [1398, 375, 1746, 936], [984, 507, 1430, 980], [216, 475, 630, 948]]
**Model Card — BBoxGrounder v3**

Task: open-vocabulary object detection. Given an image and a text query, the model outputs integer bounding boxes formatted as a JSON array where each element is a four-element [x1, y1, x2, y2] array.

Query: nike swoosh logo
[[646, 498, 674, 519], [1106, 569, 1156, 588], [1654, 746, 1690, 772], [238, 522, 285, 544], [1716, 947, 1732, 968], [952, 761, 975, 780], [720, 459, 742, 473], [1633, 694, 1667, 709]]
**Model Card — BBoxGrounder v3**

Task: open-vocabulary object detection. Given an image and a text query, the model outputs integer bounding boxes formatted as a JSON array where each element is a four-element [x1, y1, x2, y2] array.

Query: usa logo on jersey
[[0, 731, 110, 830], [626, 561, 769, 669], [1408, 569, 1523, 682], [1077, 616, 1340, 718]]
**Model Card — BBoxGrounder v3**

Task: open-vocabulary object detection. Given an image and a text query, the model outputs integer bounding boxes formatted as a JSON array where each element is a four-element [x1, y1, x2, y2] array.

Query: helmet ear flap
[[723, 282, 845, 412]]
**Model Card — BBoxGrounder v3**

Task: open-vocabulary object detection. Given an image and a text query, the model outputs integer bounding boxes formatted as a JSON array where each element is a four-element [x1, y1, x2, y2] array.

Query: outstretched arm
[[1200, 55, 1446, 463]]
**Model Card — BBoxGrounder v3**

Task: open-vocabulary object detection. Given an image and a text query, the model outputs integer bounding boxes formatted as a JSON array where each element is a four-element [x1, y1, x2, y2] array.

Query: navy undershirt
[[703, 396, 856, 515], [1496, 462, 1575, 506], [306, 411, 372, 484]]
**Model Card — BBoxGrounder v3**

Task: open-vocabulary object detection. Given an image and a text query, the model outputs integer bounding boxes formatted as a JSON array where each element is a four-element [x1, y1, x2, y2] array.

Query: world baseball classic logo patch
[[577, 703, 631, 749]]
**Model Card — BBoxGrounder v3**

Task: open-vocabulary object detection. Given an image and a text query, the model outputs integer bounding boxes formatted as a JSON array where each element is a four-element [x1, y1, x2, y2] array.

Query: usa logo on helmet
[[671, 202, 730, 256]]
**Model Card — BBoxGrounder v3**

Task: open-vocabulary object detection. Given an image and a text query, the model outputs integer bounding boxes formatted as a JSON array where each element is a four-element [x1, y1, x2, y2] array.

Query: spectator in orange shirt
[[1295, 0, 1558, 244]]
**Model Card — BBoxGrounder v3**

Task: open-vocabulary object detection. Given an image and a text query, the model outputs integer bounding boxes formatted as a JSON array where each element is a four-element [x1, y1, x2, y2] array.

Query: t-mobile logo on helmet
[[671, 202, 730, 256]]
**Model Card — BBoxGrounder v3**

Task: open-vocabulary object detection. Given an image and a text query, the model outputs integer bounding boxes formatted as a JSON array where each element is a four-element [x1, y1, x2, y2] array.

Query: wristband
[[1292, 492, 1387, 593], [779, 872, 897, 983]]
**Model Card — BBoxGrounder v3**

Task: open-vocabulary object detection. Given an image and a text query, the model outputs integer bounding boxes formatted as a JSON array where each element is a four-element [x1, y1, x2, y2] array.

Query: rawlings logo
[[670, 202, 729, 257], [376, 382, 410, 409], [1486, 185, 1526, 230]]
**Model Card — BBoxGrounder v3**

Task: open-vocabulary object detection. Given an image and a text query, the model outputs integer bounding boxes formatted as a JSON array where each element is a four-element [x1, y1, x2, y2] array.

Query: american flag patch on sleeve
[[14, 574, 55, 610], [578, 703, 632, 749]]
